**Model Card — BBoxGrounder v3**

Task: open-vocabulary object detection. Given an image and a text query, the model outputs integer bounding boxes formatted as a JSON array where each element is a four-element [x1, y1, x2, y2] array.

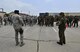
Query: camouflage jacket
[[56, 17, 66, 29], [11, 14, 24, 30]]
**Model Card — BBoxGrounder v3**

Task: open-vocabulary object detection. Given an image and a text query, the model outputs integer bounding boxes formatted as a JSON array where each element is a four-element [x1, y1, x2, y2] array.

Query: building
[[39, 13, 49, 16], [49, 13, 59, 17], [65, 12, 80, 16], [0, 11, 6, 17], [49, 12, 80, 16]]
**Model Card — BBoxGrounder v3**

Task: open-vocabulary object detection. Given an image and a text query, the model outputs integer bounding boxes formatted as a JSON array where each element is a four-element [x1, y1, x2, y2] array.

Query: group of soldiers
[[37, 12, 67, 45], [0, 14, 37, 27], [0, 14, 12, 26], [38, 15, 54, 27], [0, 10, 38, 47], [22, 15, 37, 26], [66, 16, 79, 28], [1, 13, 79, 28], [0, 10, 80, 46]]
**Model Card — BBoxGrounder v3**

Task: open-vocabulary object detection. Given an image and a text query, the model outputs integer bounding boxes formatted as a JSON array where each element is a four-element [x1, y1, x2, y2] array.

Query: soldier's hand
[[56, 21, 60, 26]]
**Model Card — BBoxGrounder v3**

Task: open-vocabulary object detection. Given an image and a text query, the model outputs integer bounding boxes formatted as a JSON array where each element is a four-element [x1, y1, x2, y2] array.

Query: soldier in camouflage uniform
[[11, 10, 24, 47], [56, 12, 66, 45], [4, 14, 8, 26], [0, 16, 3, 26], [38, 16, 44, 26], [73, 16, 79, 27], [49, 16, 54, 27], [45, 16, 50, 26]]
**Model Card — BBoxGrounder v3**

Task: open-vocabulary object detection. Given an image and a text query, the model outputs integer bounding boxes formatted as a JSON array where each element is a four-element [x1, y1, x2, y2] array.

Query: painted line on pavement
[[37, 41, 39, 52], [52, 27, 57, 33]]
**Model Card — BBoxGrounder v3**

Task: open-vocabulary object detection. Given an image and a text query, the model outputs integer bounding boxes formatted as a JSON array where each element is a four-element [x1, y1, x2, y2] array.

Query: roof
[[0, 11, 6, 13]]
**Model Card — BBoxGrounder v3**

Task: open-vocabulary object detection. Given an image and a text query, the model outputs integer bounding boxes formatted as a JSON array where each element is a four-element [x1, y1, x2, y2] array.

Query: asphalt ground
[[0, 22, 80, 52]]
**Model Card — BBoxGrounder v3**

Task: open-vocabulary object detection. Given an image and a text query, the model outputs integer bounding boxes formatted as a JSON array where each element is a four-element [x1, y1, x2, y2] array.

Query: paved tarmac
[[0, 23, 80, 52]]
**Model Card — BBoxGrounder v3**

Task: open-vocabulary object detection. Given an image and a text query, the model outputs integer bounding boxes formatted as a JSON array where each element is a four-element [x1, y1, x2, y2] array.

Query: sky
[[0, 0, 80, 15]]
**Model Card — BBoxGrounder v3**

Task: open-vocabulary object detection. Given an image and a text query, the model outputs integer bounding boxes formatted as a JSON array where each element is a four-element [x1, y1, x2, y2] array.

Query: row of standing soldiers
[[0, 15, 12, 26], [66, 16, 79, 28], [38, 15, 54, 27], [0, 14, 37, 26], [37, 15, 79, 28]]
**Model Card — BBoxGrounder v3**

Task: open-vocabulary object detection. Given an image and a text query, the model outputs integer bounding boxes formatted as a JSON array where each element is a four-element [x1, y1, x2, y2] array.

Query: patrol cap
[[14, 10, 19, 14], [59, 12, 65, 16]]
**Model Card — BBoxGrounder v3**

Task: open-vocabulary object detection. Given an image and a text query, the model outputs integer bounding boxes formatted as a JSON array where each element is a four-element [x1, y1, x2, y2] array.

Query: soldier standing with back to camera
[[11, 10, 24, 47], [56, 12, 66, 45]]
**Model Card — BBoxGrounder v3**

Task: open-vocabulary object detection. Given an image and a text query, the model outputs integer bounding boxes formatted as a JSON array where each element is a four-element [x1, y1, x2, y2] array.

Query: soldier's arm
[[18, 16, 24, 26]]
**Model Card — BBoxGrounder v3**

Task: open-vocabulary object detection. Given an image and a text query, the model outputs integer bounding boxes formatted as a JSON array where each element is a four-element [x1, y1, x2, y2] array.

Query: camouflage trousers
[[58, 29, 66, 44], [15, 28, 24, 44]]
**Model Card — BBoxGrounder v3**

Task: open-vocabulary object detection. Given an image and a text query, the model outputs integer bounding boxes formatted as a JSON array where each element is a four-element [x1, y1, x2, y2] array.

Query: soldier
[[38, 16, 44, 26], [66, 16, 69, 27], [45, 16, 50, 26], [73, 16, 79, 27], [68, 16, 73, 27], [8, 16, 13, 25], [11, 10, 24, 47], [44, 16, 47, 26], [41, 16, 44, 26], [49, 16, 54, 27], [56, 12, 66, 45], [0, 16, 3, 26], [22, 16, 27, 26], [38, 16, 40, 25], [4, 14, 8, 26]]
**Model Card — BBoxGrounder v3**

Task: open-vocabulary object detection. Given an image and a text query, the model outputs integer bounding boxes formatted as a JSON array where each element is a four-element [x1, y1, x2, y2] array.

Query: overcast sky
[[0, 0, 80, 15]]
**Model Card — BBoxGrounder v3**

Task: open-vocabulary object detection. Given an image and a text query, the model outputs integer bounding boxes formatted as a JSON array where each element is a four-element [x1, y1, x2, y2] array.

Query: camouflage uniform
[[0, 16, 3, 26], [11, 14, 24, 46], [4, 16, 8, 25], [58, 17, 66, 45], [45, 16, 50, 26], [56, 12, 66, 45], [73, 17, 79, 27], [49, 16, 54, 27], [38, 16, 44, 26]]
